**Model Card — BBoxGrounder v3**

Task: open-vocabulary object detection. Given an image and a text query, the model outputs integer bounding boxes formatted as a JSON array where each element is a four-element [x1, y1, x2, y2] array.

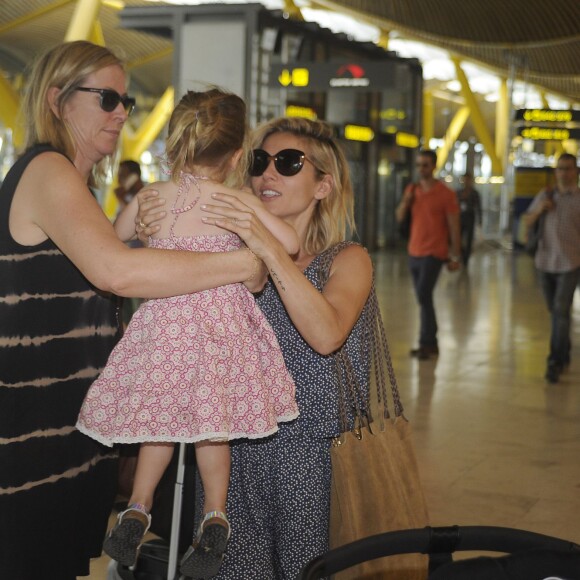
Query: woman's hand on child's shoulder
[[216, 184, 261, 209], [135, 188, 166, 243]]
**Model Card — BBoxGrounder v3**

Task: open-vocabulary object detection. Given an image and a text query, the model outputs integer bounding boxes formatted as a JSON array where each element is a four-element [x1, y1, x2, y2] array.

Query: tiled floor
[[88, 243, 580, 579]]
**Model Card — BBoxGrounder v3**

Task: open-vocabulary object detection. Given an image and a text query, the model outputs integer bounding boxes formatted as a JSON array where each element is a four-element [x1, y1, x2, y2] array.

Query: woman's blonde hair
[[22, 40, 126, 186], [166, 88, 249, 188], [251, 117, 355, 255]]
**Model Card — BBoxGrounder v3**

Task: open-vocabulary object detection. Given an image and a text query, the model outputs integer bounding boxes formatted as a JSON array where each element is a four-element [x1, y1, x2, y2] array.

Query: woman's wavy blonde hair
[[22, 40, 126, 186], [251, 117, 355, 255], [165, 88, 249, 188]]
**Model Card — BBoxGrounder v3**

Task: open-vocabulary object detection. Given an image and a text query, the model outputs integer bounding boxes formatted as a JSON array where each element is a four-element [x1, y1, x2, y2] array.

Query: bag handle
[[317, 242, 405, 435]]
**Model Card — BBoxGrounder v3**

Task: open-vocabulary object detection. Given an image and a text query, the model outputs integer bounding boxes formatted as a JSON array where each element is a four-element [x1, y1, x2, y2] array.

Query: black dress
[[0, 144, 120, 579]]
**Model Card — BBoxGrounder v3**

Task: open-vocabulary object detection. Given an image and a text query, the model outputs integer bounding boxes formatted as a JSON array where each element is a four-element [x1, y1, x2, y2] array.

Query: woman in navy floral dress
[[138, 117, 373, 579]]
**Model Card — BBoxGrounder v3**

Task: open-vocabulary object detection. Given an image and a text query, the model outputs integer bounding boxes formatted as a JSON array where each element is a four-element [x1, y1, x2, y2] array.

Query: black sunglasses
[[74, 87, 136, 115], [250, 148, 310, 177]]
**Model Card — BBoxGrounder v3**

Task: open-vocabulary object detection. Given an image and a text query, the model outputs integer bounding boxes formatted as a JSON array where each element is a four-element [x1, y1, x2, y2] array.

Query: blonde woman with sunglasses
[[137, 117, 373, 578], [0, 42, 268, 580]]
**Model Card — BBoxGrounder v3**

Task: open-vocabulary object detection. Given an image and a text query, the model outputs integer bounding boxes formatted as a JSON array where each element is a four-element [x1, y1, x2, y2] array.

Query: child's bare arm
[[114, 194, 139, 242]]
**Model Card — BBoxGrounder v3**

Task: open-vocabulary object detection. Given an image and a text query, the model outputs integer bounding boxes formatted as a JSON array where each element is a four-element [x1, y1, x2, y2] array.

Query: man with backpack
[[524, 153, 580, 384]]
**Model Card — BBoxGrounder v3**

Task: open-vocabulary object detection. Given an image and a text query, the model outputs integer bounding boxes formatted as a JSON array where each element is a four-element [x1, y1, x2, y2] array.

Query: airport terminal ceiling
[[315, 0, 580, 103], [1, 0, 579, 103]]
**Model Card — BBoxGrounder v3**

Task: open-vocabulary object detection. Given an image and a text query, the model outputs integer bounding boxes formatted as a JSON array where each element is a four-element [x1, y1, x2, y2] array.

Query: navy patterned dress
[[213, 248, 369, 580], [0, 145, 120, 579]]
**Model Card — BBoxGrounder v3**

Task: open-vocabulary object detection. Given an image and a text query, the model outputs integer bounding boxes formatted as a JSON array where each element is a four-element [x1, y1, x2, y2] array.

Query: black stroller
[[298, 525, 580, 579]]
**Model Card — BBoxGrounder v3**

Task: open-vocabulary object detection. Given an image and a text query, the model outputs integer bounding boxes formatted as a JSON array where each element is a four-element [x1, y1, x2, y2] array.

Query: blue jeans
[[539, 267, 580, 367], [409, 256, 444, 348]]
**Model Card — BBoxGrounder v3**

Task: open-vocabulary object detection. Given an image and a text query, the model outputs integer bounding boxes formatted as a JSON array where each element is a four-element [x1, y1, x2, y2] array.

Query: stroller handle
[[298, 525, 580, 580]]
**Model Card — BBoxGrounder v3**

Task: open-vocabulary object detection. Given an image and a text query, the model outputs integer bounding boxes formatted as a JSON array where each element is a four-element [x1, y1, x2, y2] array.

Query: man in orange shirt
[[396, 150, 461, 360]]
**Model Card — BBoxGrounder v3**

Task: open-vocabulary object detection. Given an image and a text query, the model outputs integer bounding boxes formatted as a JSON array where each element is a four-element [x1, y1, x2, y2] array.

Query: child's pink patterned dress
[[76, 232, 299, 445]]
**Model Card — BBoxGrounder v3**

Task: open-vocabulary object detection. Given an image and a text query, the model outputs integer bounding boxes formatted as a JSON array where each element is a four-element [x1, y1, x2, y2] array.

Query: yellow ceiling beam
[[283, 0, 305, 20], [377, 29, 390, 50], [0, 0, 74, 34], [65, 0, 102, 42], [123, 86, 175, 160], [453, 57, 502, 175], [103, 86, 175, 218], [430, 89, 465, 106], [89, 18, 105, 46], [436, 106, 470, 173], [495, 78, 508, 166], [0, 72, 23, 148], [102, 0, 125, 9]]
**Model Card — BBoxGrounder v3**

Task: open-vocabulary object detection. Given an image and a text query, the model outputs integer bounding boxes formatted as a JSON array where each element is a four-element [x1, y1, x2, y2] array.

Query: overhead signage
[[271, 61, 397, 91], [285, 105, 318, 120], [343, 124, 375, 142], [278, 68, 309, 88], [517, 127, 580, 141], [396, 132, 420, 148], [380, 108, 407, 121], [514, 109, 580, 123]]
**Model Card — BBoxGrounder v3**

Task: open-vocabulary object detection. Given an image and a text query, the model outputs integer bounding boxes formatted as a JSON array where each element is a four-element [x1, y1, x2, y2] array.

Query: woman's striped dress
[[0, 145, 120, 579]]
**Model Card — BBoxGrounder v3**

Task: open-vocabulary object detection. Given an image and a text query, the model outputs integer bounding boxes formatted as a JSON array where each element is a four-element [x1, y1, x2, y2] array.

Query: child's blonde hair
[[166, 88, 249, 188]]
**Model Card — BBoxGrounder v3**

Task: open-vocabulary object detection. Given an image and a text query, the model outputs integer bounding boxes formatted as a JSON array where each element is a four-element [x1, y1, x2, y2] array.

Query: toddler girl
[[77, 88, 299, 578]]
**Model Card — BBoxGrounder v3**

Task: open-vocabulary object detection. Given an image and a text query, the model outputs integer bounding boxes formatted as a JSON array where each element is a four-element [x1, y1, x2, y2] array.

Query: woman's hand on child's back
[[135, 189, 165, 243], [201, 192, 284, 261]]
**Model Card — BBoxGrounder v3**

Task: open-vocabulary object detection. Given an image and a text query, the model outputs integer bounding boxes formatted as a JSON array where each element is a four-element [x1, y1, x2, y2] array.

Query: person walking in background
[[396, 149, 461, 360], [77, 88, 300, 578], [0, 41, 265, 580], [456, 171, 482, 266], [114, 159, 145, 210], [524, 153, 580, 384], [136, 117, 374, 579]]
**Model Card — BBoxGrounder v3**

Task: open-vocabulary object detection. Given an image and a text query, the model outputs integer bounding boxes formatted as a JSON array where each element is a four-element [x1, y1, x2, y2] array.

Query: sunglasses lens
[[249, 150, 269, 177], [99, 91, 119, 112], [99, 91, 135, 114], [123, 97, 136, 115], [275, 149, 304, 176]]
